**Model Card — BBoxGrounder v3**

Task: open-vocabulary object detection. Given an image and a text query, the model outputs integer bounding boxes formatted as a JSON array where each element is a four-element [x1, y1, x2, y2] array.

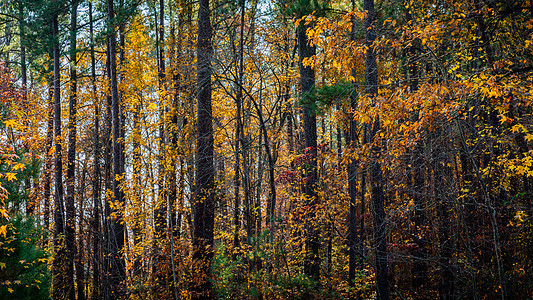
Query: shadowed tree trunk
[[51, 12, 68, 300], [348, 0, 362, 295], [297, 17, 320, 285], [192, 0, 215, 296], [65, 2, 78, 299], [43, 73, 54, 244], [364, 0, 390, 298], [89, 2, 101, 298], [153, 0, 168, 294], [107, 0, 126, 296]]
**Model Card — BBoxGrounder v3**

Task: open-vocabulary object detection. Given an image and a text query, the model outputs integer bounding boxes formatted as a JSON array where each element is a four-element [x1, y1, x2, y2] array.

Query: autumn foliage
[[0, 0, 533, 299]]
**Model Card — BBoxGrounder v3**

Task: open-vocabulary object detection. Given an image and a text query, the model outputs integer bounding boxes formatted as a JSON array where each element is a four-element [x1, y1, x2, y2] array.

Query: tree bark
[[192, 0, 215, 296], [297, 19, 320, 284], [107, 0, 126, 296], [89, 2, 101, 298], [43, 74, 54, 244], [364, 0, 390, 297], [348, 0, 361, 294], [51, 12, 68, 300], [65, 2, 78, 299]]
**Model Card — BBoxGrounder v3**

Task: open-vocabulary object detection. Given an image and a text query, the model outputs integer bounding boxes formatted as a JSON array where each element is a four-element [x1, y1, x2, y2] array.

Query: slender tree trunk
[[43, 76, 54, 243], [169, 18, 179, 241], [192, 0, 215, 296], [364, 0, 390, 297], [297, 19, 320, 284], [233, 0, 246, 252], [89, 3, 101, 298], [103, 42, 113, 300], [153, 0, 167, 294], [18, 1, 26, 98], [132, 89, 142, 279], [4, 20, 10, 70], [51, 12, 68, 300], [348, 0, 360, 293], [65, 3, 78, 299], [77, 166, 87, 300], [107, 0, 126, 296], [233, 122, 241, 250]]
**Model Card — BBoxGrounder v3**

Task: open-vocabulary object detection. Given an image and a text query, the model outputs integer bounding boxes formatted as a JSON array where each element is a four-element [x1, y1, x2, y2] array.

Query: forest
[[0, 0, 532, 299]]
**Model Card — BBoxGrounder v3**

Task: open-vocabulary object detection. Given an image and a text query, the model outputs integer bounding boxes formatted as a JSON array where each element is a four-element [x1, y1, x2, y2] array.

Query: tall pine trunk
[[297, 19, 320, 284], [65, 2, 78, 299], [89, 2, 101, 298], [348, 0, 362, 294], [107, 0, 126, 296], [43, 74, 54, 244], [364, 0, 390, 298], [192, 0, 215, 296], [51, 12, 68, 300]]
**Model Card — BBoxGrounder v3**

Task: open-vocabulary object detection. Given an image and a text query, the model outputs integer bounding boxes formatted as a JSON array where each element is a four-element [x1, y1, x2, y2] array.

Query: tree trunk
[[43, 75, 54, 244], [107, 0, 126, 296], [18, 1, 26, 99], [51, 12, 68, 300], [153, 0, 167, 294], [89, 2, 101, 298], [192, 0, 215, 296], [348, 0, 361, 293], [77, 166, 87, 300], [297, 19, 320, 284], [364, 0, 390, 297], [65, 3, 78, 299]]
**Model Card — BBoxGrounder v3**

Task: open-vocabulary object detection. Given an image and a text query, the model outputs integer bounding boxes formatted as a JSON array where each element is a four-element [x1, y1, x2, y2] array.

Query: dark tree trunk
[[153, 0, 167, 294], [364, 0, 390, 297], [89, 2, 101, 298], [102, 41, 113, 300], [65, 3, 78, 299], [18, 1, 26, 94], [232, 0, 246, 252], [77, 166, 87, 300], [169, 21, 179, 242], [43, 76, 54, 243], [348, 0, 361, 293], [233, 121, 241, 251], [107, 0, 126, 296], [192, 0, 215, 296], [297, 20, 320, 284], [51, 13, 68, 300], [154, 0, 166, 244]]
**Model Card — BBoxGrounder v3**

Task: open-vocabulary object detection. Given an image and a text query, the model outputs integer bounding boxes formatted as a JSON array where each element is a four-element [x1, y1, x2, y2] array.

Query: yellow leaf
[[0, 225, 6, 237], [3, 119, 16, 128], [7, 288, 13, 293], [12, 163, 25, 172], [5, 173, 16, 181]]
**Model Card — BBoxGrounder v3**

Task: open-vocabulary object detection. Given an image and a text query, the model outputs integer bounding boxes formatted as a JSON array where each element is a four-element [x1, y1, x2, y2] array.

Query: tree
[[364, 0, 389, 298], [51, 8, 68, 299], [192, 0, 215, 297], [107, 0, 126, 297], [296, 5, 320, 286], [65, 1, 79, 299]]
